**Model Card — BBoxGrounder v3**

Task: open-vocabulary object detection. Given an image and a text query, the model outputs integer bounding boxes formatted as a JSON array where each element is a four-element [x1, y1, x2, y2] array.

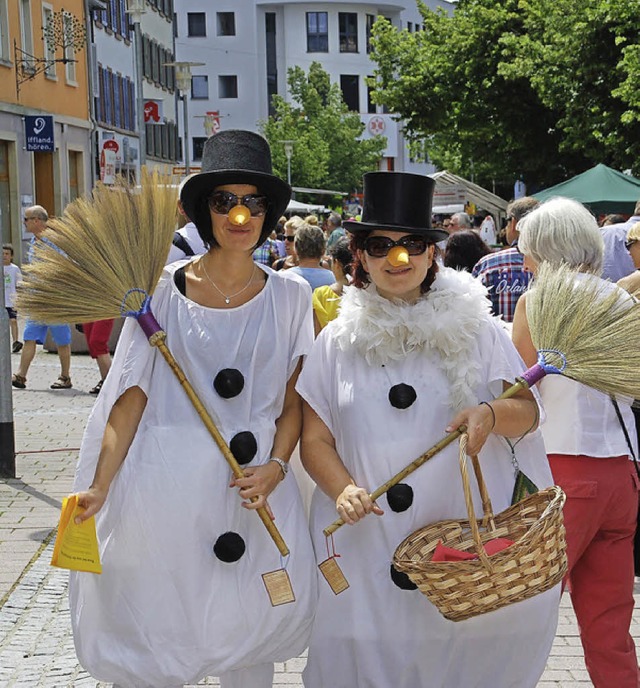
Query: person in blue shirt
[[288, 222, 335, 290]]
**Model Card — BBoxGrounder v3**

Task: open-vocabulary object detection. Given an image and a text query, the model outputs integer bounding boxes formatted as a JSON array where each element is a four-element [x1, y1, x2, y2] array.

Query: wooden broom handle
[[153, 338, 290, 557], [322, 377, 531, 537]]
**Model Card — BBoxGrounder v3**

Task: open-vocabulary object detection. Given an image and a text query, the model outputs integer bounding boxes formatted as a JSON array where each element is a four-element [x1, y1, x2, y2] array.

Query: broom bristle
[[16, 168, 178, 324], [527, 262, 640, 399]]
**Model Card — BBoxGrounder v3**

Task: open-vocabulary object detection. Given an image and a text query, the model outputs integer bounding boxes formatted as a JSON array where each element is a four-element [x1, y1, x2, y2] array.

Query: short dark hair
[[349, 231, 438, 292], [443, 230, 492, 272], [2, 244, 14, 256]]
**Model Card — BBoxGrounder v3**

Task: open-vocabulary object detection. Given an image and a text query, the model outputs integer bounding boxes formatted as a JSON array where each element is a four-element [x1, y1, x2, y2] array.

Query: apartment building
[[173, 0, 452, 177]]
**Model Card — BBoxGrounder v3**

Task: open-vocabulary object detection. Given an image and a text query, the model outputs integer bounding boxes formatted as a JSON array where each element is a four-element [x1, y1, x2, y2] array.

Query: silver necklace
[[200, 259, 257, 304]]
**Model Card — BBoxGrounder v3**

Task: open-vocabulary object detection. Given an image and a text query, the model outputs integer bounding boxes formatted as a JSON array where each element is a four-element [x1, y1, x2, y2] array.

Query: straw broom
[[17, 169, 290, 557], [324, 262, 640, 536]]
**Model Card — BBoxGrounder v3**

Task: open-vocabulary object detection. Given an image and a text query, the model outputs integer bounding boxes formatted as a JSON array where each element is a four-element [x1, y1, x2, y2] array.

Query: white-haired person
[[512, 197, 640, 688], [70, 130, 317, 688], [297, 171, 559, 688]]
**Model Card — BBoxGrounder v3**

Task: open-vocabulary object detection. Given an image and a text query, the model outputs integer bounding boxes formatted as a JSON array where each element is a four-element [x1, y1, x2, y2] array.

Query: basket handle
[[459, 434, 495, 570]]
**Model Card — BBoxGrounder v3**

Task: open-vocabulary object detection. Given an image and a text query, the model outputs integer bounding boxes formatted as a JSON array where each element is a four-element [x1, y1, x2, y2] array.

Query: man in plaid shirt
[[472, 197, 539, 322]]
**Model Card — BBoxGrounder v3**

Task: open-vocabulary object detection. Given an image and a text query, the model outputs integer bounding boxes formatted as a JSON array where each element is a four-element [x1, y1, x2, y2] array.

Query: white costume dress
[[70, 262, 318, 688], [296, 268, 560, 688]]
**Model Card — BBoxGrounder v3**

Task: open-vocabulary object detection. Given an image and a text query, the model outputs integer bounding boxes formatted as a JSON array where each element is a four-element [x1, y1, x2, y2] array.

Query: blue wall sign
[[25, 116, 55, 152]]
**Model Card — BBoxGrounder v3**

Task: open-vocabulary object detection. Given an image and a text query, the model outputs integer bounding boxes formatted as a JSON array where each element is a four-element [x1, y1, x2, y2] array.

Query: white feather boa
[[331, 267, 494, 409]]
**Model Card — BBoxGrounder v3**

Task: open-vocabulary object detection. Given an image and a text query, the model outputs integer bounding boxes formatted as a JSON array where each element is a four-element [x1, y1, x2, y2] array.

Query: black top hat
[[344, 172, 448, 242], [180, 130, 291, 234]]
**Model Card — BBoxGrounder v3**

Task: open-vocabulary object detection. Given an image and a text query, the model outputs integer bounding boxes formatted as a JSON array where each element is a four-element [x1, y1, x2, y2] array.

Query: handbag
[[610, 397, 640, 576]]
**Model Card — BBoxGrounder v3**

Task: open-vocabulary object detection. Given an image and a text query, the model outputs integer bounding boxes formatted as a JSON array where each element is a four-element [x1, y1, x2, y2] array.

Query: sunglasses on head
[[207, 191, 268, 217], [363, 234, 430, 258]]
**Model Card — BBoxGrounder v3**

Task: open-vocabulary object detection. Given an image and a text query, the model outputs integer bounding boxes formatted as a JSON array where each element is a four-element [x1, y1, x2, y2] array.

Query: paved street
[[1, 349, 639, 687]]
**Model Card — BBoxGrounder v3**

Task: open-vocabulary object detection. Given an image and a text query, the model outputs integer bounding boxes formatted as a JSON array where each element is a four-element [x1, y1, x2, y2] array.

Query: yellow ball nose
[[388, 246, 410, 267], [228, 205, 251, 226]]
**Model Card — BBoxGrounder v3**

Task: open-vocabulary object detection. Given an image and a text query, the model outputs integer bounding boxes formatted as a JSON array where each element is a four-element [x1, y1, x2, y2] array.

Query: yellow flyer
[[51, 495, 102, 574]]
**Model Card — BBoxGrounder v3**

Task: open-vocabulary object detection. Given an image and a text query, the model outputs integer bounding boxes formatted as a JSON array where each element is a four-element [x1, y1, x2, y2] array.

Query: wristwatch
[[269, 457, 289, 478]]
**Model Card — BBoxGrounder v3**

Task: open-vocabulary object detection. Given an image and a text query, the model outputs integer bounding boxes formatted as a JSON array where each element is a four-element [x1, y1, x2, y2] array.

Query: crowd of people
[[6, 130, 640, 688]]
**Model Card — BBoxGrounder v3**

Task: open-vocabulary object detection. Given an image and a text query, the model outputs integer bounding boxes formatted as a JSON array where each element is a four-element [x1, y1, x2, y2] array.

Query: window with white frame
[[187, 12, 206, 37], [339, 12, 358, 53], [63, 11, 77, 83], [219, 75, 237, 98], [216, 12, 235, 36], [306, 11, 328, 52], [20, 0, 34, 64], [0, 0, 10, 61], [191, 75, 208, 99], [42, 4, 56, 78]]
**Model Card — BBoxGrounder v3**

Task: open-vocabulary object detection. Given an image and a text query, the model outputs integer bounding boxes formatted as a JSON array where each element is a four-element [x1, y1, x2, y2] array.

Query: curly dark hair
[[348, 231, 438, 293]]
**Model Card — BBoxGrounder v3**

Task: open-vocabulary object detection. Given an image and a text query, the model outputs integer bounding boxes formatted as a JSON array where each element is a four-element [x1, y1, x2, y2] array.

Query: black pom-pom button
[[230, 431, 257, 465], [390, 563, 417, 590], [388, 383, 417, 409], [213, 532, 246, 563], [387, 484, 414, 513], [214, 369, 244, 399]]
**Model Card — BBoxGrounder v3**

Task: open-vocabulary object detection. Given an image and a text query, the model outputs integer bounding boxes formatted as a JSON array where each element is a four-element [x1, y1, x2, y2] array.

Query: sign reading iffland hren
[[25, 116, 55, 152]]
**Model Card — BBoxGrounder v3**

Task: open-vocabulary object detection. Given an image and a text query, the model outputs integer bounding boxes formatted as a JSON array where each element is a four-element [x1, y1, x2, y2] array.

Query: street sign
[[25, 116, 55, 152]]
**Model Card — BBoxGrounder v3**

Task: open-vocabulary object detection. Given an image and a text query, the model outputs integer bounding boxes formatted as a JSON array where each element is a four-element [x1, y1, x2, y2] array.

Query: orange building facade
[[0, 0, 92, 262]]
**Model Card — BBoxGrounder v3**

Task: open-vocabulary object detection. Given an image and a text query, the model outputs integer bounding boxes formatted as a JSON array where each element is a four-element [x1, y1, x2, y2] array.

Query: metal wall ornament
[[14, 9, 87, 97]]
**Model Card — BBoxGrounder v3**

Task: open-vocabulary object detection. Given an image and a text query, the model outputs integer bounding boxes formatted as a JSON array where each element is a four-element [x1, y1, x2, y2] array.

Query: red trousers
[[83, 319, 114, 358], [549, 454, 640, 688]]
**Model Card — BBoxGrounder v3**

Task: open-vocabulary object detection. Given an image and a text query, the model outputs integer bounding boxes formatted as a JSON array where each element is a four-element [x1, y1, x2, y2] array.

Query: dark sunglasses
[[207, 191, 268, 217], [284, 235, 296, 242], [363, 234, 430, 258], [625, 239, 637, 251]]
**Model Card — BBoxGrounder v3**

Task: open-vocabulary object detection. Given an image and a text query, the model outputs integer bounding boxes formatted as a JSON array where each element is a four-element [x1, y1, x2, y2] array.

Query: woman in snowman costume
[[70, 130, 317, 688], [297, 171, 560, 688]]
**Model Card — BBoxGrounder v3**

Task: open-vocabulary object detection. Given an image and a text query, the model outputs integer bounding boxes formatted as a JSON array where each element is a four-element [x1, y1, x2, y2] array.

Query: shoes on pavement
[[50, 375, 72, 389], [11, 374, 26, 389], [12, 341, 23, 353], [89, 379, 104, 395]]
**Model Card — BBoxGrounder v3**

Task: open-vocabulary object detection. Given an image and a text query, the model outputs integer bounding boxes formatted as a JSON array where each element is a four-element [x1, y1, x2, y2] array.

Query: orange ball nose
[[228, 205, 251, 226], [388, 246, 410, 267]]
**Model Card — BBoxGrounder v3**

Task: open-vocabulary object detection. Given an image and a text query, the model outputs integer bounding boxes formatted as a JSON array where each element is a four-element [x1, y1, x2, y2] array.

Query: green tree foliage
[[369, 0, 639, 193], [260, 62, 386, 194]]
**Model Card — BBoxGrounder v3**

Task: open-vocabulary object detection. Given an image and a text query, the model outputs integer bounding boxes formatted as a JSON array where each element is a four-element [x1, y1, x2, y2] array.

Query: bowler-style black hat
[[180, 130, 291, 237], [344, 172, 448, 242]]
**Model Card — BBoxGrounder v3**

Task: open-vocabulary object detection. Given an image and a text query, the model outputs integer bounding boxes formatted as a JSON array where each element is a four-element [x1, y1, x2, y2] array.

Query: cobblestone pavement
[[1, 351, 639, 687]]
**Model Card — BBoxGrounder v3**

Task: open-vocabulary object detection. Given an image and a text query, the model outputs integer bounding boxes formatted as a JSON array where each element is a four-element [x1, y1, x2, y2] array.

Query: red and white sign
[[367, 116, 386, 136], [144, 100, 163, 124], [100, 148, 117, 185], [204, 111, 221, 137], [103, 139, 119, 153]]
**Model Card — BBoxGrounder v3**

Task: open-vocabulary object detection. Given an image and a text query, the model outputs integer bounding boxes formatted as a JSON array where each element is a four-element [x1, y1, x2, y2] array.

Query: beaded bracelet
[[480, 401, 496, 430]]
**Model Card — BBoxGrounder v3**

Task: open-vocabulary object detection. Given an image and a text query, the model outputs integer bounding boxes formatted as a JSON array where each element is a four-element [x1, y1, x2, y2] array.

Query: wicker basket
[[393, 435, 567, 622]]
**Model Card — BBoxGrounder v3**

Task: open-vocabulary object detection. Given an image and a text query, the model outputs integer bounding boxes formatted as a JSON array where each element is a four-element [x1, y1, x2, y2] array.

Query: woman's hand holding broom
[[230, 462, 283, 520]]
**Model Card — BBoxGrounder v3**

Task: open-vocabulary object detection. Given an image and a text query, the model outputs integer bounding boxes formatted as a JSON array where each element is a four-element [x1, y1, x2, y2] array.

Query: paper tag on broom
[[318, 534, 349, 595], [318, 557, 349, 595], [51, 495, 102, 574], [262, 568, 295, 606]]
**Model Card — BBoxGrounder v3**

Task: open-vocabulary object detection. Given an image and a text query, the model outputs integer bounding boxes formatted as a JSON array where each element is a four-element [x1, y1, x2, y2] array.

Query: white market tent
[[430, 171, 508, 223], [285, 199, 328, 215]]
